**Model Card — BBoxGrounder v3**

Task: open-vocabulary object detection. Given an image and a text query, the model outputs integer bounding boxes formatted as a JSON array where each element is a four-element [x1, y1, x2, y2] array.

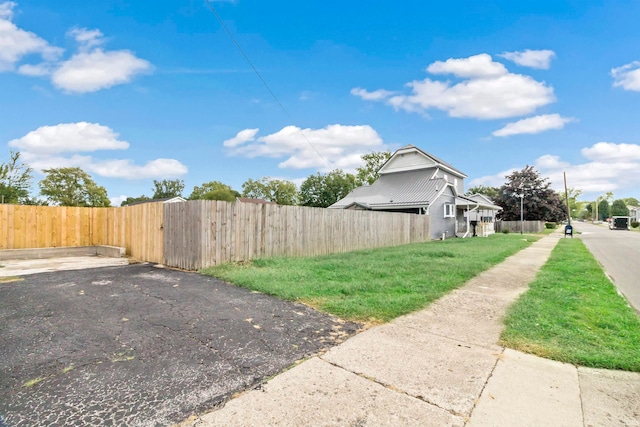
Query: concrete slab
[[578, 367, 640, 427], [0, 256, 129, 277], [0, 245, 125, 261], [468, 349, 583, 427], [393, 289, 510, 350], [190, 357, 464, 427], [322, 323, 499, 416]]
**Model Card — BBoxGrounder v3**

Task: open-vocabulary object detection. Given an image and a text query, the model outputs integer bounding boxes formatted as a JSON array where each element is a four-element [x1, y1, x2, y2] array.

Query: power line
[[203, 0, 330, 167]]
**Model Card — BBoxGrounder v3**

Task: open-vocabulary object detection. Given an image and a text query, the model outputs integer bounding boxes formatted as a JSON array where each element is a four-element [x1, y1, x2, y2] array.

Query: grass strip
[[202, 234, 538, 323], [500, 238, 640, 372]]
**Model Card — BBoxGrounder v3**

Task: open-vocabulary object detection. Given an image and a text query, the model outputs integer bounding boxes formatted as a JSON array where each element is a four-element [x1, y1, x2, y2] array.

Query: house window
[[444, 203, 455, 218]]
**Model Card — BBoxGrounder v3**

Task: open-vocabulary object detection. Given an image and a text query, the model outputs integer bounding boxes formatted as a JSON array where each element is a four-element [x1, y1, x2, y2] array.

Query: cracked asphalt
[[0, 264, 361, 426]]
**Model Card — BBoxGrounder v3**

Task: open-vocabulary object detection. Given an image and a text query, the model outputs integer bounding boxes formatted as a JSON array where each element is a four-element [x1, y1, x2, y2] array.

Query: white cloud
[[68, 27, 104, 50], [470, 142, 640, 196], [498, 49, 556, 69], [350, 87, 395, 101], [7, 122, 187, 179], [535, 154, 569, 170], [354, 53, 555, 120], [87, 158, 187, 179], [426, 53, 508, 78], [224, 124, 386, 171], [9, 122, 129, 153], [0, 1, 16, 19], [223, 128, 259, 147], [17, 62, 51, 76], [468, 168, 518, 189], [611, 61, 640, 92], [110, 194, 128, 207], [492, 114, 575, 137], [0, 4, 150, 92], [52, 48, 151, 93], [581, 142, 640, 162], [0, 2, 63, 71]]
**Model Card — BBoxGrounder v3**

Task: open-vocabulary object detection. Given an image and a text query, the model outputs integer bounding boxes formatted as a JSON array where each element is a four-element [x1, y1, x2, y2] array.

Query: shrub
[[502, 229, 510, 234], [545, 222, 557, 229], [631, 221, 639, 229]]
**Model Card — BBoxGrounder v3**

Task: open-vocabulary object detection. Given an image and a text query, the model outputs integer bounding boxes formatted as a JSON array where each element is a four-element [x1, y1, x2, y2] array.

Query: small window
[[444, 203, 455, 218]]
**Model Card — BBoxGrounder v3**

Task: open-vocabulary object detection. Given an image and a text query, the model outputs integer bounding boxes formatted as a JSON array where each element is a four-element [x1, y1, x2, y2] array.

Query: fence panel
[[162, 200, 431, 270], [495, 220, 544, 233], [0, 203, 164, 263], [0, 205, 96, 249]]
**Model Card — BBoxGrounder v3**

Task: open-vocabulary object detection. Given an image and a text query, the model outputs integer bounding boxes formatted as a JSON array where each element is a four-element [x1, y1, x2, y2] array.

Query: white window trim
[[444, 203, 455, 218]]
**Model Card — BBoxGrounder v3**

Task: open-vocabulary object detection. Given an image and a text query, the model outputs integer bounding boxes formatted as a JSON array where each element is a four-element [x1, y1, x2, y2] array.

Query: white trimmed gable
[[378, 145, 466, 179], [379, 147, 437, 174]]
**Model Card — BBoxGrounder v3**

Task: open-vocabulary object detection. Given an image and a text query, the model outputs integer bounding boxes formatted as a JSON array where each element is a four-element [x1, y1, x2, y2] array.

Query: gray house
[[328, 145, 501, 239]]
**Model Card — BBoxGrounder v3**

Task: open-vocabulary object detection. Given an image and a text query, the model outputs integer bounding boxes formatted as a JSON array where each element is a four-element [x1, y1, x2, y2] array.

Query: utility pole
[[563, 172, 570, 226], [519, 193, 524, 235]]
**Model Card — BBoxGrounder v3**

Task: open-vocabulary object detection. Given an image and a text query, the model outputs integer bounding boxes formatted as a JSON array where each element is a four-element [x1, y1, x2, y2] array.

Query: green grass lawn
[[500, 238, 640, 372], [201, 234, 538, 323]]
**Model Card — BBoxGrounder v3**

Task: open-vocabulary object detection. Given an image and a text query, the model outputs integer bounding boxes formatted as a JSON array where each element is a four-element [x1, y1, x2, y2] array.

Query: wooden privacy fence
[[495, 220, 544, 233], [1, 201, 430, 270], [0, 203, 164, 263], [163, 200, 431, 270]]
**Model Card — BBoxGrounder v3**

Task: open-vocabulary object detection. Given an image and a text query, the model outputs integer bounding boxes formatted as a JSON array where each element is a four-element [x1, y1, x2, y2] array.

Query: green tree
[[121, 195, 151, 206], [39, 167, 111, 207], [559, 188, 585, 219], [299, 169, 356, 208], [242, 177, 298, 205], [466, 185, 499, 199], [597, 199, 610, 221], [152, 179, 184, 199], [0, 151, 33, 204], [584, 202, 593, 220], [622, 197, 639, 207], [188, 181, 240, 202], [355, 151, 391, 186], [611, 199, 629, 216], [495, 166, 567, 222]]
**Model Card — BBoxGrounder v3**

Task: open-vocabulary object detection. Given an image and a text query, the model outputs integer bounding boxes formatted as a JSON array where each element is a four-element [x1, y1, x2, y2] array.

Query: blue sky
[[2, 0, 640, 205]]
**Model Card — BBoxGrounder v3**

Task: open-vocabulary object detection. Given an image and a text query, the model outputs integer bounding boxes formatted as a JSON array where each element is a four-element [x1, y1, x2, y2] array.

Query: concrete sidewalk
[[185, 232, 640, 427], [0, 256, 128, 277]]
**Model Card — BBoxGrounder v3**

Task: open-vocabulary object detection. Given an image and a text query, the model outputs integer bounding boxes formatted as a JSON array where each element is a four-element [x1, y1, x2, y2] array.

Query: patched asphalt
[[0, 264, 361, 426]]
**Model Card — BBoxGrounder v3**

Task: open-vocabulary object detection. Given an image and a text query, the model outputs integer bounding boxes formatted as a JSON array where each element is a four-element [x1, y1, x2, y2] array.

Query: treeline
[[0, 150, 391, 208], [467, 168, 638, 222]]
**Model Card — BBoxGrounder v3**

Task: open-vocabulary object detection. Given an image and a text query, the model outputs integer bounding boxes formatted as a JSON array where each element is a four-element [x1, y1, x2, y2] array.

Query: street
[[575, 221, 640, 311]]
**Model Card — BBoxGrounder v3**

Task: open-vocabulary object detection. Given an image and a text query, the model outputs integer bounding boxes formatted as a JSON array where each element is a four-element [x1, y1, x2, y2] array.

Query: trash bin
[[564, 224, 573, 238]]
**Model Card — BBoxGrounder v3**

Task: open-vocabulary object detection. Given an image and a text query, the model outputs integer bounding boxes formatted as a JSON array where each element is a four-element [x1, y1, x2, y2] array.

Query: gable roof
[[456, 194, 502, 210], [329, 170, 453, 210], [378, 144, 467, 178]]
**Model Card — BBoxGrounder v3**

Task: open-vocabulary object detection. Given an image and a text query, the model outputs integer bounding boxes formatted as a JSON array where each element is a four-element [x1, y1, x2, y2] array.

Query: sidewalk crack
[[464, 346, 505, 426], [318, 355, 467, 420]]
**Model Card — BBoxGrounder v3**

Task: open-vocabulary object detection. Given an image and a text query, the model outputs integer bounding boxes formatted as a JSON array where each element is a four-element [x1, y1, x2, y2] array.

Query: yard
[[500, 238, 640, 372], [202, 234, 539, 323]]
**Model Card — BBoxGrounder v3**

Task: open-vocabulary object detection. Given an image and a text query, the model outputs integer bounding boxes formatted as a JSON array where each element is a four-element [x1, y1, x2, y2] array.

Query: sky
[[2, 0, 640, 205]]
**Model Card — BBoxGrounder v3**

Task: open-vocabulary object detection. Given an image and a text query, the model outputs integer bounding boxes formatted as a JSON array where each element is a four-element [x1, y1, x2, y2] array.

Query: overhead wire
[[203, 0, 331, 168]]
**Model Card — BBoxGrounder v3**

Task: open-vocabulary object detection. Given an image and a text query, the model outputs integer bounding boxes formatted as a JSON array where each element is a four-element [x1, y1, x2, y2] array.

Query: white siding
[[380, 151, 436, 174]]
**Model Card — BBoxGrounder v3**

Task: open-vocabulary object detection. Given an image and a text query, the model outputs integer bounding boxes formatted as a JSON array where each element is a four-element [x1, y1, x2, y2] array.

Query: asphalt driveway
[[0, 264, 360, 426]]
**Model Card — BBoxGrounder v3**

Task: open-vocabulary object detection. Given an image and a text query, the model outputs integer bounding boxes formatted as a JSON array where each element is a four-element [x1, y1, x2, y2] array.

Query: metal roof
[[330, 170, 449, 209], [456, 194, 502, 210]]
